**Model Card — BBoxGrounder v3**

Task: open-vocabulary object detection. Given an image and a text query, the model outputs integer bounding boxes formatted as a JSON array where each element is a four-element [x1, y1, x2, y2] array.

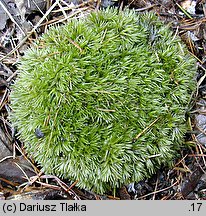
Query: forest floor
[[0, 0, 206, 200]]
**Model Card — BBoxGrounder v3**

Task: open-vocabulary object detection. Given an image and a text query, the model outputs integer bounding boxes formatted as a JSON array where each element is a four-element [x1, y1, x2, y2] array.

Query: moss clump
[[10, 8, 196, 194]]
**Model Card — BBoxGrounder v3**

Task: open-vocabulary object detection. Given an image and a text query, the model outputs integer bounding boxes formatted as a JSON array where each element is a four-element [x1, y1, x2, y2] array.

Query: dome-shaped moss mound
[[10, 8, 196, 194]]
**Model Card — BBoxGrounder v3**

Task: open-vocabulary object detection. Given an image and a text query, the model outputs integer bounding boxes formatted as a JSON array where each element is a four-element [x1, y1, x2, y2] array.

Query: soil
[[0, 0, 206, 200]]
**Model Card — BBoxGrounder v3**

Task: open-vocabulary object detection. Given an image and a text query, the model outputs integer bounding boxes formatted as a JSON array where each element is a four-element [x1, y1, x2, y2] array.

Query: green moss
[[10, 8, 196, 194]]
